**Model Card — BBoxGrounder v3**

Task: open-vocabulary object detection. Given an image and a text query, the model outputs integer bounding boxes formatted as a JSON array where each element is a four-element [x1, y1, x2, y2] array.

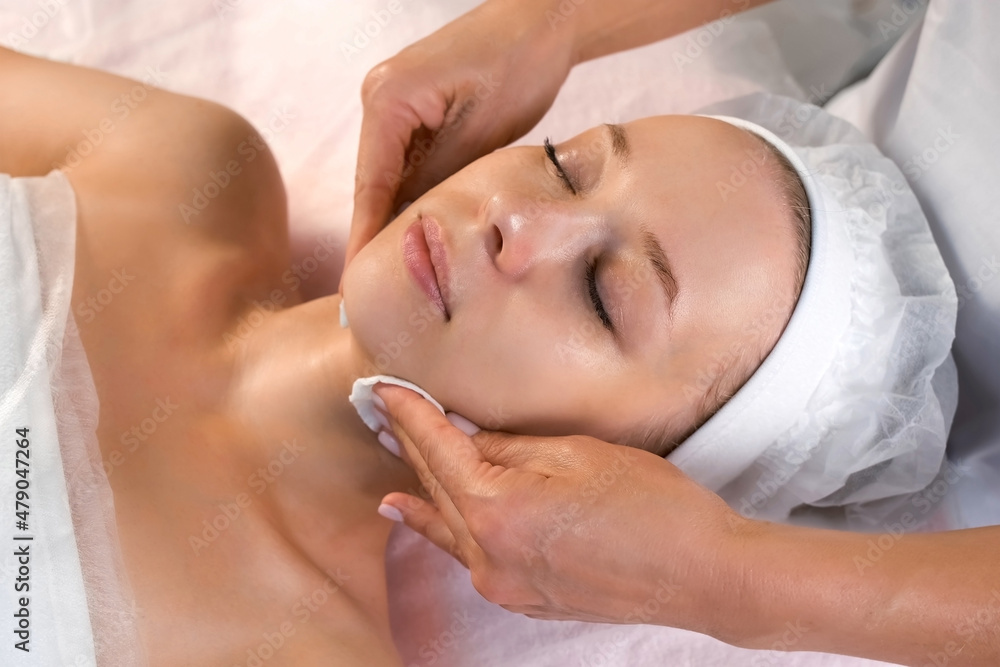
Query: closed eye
[[587, 259, 613, 332], [544, 137, 576, 195]]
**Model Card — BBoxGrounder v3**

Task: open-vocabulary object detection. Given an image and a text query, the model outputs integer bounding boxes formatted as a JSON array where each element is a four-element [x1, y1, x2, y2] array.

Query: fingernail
[[378, 429, 401, 457], [372, 408, 391, 432], [378, 503, 403, 522], [446, 412, 481, 436], [372, 392, 387, 413]]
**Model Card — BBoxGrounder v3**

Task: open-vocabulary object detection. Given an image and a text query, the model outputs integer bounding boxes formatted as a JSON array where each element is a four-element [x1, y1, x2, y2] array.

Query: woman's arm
[[554, 0, 774, 65], [0, 46, 292, 338], [726, 520, 1000, 666], [0, 46, 172, 177], [0, 46, 288, 260]]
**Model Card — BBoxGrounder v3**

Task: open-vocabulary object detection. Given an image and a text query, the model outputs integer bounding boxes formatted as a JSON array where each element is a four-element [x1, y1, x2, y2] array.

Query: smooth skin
[[349, 0, 1000, 665], [343, 115, 801, 450]]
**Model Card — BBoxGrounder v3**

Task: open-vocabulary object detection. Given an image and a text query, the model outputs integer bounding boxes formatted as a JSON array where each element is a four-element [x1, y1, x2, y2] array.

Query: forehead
[[621, 115, 772, 186], [598, 115, 799, 356]]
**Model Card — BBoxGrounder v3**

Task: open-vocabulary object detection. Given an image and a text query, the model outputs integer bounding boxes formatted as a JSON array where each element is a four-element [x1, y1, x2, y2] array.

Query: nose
[[482, 189, 597, 278]]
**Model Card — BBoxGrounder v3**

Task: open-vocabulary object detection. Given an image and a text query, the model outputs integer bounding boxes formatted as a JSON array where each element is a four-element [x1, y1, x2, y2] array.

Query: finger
[[389, 426, 466, 531], [500, 605, 610, 623], [345, 99, 421, 269], [374, 384, 489, 494], [381, 492, 467, 568], [374, 386, 480, 550], [470, 429, 573, 474]]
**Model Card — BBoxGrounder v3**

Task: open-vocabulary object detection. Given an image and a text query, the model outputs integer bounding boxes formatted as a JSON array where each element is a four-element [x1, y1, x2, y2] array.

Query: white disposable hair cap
[[667, 93, 958, 525]]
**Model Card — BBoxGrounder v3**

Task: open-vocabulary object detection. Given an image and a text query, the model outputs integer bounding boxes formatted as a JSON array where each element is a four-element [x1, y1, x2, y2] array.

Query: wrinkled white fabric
[[669, 95, 957, 526], [826, 0, 1000, 529], [0, 171, 145, 666]]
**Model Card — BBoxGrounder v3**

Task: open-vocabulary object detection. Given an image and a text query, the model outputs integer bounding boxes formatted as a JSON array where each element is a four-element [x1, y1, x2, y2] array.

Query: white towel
[[0, 170, 95, 665], [0, 171, 145, 667]]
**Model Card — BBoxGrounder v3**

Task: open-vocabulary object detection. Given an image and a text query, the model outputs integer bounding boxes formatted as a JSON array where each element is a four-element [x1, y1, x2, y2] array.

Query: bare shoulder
[[0, 48, 297, 346], [1, 46, 291, 277]]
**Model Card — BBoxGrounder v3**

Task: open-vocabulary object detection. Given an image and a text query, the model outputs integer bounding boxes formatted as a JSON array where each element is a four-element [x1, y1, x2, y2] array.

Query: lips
[[402, 216, 451, 319]]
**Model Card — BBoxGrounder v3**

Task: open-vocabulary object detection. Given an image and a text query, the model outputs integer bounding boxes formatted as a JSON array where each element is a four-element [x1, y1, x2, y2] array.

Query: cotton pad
[[339, 298, 349, 328], [349, 375, 445, 433]]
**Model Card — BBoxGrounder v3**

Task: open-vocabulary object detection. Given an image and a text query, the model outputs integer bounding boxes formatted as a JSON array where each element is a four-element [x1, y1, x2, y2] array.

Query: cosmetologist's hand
[[373, 385, 1000, 666], [371, 383, 746, 637], [342, 0, 574, 286]]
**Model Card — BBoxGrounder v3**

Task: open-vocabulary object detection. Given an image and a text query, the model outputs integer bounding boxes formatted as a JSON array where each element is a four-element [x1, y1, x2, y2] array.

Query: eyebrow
[[602, 124, 677, 314], [605, 123, 631, 166], [639, 223, 679, 313]]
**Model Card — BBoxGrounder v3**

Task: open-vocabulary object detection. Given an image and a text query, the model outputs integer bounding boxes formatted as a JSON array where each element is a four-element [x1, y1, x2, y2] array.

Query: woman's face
[[343, 115, 800, 450]]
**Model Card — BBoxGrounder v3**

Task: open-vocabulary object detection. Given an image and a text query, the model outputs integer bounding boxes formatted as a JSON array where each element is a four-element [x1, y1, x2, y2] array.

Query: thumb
[[441, 411, 540, 470], [470, 429, 582, 475], [345, 84, 426, 271]]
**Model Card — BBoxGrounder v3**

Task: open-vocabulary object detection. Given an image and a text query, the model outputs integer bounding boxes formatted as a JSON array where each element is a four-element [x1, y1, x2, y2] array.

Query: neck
[[225, 293, 413, 506], [222, 293, 415, 627]]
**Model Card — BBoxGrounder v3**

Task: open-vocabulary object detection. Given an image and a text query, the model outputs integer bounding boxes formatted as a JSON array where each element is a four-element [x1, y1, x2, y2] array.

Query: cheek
[[417, 304, 621, 432], [341, 230, 431, 375]]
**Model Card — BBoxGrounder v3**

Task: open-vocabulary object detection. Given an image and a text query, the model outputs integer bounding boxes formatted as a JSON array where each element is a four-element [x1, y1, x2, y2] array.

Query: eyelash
[[544, 137, 577, 195], [587, 259, 613, 332]]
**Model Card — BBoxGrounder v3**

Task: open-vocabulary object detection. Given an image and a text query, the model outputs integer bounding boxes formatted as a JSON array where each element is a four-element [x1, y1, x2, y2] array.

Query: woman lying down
[[0, 46, 957, 665]]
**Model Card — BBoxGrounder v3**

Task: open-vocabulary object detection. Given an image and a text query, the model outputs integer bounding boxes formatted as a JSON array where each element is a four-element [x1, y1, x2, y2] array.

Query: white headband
[[668, 94, 958, 524]]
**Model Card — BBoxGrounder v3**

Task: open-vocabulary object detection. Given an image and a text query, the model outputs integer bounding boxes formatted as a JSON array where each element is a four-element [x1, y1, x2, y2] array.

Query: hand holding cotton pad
[[349, 375, 445, 433], [350, 375, 481, 459]]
